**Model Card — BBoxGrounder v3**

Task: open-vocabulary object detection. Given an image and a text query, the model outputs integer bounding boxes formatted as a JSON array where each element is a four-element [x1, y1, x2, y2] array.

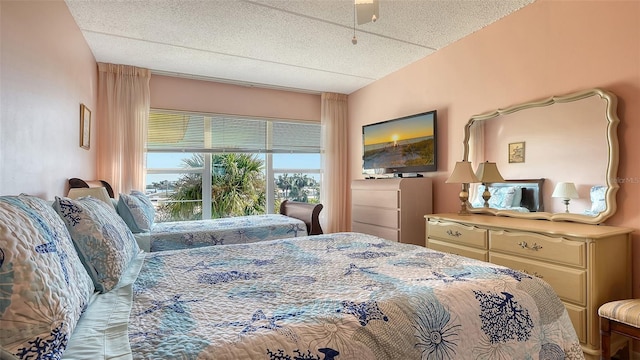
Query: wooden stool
[[599, 299, 640, 360]]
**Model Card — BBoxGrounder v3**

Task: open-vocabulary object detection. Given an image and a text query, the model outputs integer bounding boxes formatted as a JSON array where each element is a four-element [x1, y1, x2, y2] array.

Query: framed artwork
[[80, 104, 91, 149], [508, 141, 525, 163]]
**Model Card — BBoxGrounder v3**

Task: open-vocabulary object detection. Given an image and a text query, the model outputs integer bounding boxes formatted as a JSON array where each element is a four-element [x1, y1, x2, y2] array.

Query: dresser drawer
[[352, 222, 399, 242], [427, 220, 487, 249], [490, 253, 587, 306], [564, 302, 587, 344], [489, 230, 586, 268], [352, 189, 398, 208], [352, 205, 398, 228], [428, 239, 488, 262]]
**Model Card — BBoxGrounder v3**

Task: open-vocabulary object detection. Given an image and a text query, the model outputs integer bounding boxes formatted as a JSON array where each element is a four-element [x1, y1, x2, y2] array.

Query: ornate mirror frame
[[463, 88, 619, 224]]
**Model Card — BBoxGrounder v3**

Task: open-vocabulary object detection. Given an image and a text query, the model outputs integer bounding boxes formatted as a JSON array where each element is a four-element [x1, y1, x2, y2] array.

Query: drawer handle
[[518, 241, 542, 251], [446, 230, 462, 237], [520, 269, 544, 279]]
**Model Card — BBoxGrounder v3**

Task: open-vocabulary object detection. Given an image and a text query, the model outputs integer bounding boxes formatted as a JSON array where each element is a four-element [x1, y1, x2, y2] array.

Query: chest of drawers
[[426, 213, 632, 359], [351, 178, 432, 246]]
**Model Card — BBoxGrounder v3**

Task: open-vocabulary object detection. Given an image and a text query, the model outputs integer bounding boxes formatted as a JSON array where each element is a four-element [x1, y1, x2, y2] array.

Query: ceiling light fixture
[[352, 1, 357, 45], [355, 0, 379, 25], [352, 0, 379, 45]]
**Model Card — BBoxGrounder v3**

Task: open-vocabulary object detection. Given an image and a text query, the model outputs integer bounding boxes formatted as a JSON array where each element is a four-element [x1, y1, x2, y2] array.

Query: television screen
[[362, 110, 437, 175]]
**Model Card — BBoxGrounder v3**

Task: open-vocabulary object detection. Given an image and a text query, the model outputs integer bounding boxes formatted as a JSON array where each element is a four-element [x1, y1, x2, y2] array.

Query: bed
[[470, 179, 545, 212], [0, 194, 584, 360], [68, 179, 324, 252], [136, 214, 309, 252], [115, 190, 323, 252]]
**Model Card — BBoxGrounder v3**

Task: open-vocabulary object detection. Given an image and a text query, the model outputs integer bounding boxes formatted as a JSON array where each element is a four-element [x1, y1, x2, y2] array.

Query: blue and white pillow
[[53, 196, 140, 293], [472, 185, 519, 208], [0, 194, 94, 360], [117, 191, 155, 233]]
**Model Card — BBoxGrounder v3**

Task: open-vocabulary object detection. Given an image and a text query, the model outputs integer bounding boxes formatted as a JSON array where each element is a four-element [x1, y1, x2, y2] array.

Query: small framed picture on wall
[[80, 103, 91, 150], [508, 141, 525, 163]]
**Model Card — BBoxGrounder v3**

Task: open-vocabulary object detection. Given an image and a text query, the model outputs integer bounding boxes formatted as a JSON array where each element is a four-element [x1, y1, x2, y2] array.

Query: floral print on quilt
[[128, 232, 584, 359], [0, 195, 94, 360], [149, 214, 307, 251], [53, 196, 140, 293]]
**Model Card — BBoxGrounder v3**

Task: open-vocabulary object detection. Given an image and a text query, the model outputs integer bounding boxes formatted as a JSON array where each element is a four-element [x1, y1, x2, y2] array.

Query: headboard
[[486, 179, 545, 212], [279, 200, 323, 235]]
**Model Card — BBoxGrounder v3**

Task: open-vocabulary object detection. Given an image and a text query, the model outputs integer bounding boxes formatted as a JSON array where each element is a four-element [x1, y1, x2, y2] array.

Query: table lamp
[[551, 182, 579, 213], [446, 161, 479, 215], [475, 161, 504, 207]]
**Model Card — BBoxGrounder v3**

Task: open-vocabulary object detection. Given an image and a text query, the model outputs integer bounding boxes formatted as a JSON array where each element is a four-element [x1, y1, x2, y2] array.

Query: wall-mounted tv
[[362, 110, 437, 175]]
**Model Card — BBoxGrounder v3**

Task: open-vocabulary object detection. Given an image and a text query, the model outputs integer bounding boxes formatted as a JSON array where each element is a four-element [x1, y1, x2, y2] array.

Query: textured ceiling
[[65, 0, 534, 94]]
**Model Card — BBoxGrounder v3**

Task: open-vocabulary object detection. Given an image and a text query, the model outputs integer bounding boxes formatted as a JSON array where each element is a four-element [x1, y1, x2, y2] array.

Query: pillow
[[489, 186, 517, 208], [130, 190, 155, 217], [0, 194, 94, 359], [117, 190, 155, 233], [53, 196, 140, 293], [471, 185, 517, 209]]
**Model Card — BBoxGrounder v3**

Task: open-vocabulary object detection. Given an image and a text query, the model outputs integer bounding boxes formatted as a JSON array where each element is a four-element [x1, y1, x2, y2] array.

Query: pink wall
[[0, 0, 98, 199], [479, 94, 608, 214], [150, 75, 320, 122], [348, 0, 640, 290]]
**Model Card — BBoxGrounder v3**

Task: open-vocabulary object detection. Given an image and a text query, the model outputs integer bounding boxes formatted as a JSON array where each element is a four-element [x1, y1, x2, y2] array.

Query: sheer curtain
[[320, 92, 349, 233], [96, 63, 151, 195]]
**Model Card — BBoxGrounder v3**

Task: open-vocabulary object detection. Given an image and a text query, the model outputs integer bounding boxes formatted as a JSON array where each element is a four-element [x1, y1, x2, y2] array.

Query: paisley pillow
[[53, 196, 140, 293], [0, 194, 94, 360], [117, 191, 155, 233]]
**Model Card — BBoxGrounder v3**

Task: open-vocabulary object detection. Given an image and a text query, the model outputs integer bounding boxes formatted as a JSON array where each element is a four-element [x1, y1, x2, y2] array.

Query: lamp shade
[[552, 182, 579, 200], [446, 161, 479, 184], [475, 161, 504, 183]]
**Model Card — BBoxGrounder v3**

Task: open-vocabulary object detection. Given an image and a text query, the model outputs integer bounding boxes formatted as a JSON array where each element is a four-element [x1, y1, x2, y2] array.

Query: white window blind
[[147, 110, 320, 153]]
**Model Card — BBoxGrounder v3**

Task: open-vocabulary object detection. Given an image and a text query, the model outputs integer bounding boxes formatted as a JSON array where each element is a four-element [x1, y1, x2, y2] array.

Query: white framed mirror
[[463, 88, 619, 224]]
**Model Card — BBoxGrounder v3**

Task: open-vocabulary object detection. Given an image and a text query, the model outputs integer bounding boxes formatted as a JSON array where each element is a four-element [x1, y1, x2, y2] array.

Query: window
[[145, 110, 321, 222]]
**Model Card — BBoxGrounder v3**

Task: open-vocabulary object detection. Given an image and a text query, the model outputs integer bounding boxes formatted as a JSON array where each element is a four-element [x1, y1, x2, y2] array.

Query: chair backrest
[[279, 200, 323, 235], [68, 178, 115, 198]]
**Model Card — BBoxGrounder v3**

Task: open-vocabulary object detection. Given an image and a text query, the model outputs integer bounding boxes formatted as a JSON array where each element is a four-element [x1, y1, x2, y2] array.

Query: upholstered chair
[[599, 299, 640, 359]]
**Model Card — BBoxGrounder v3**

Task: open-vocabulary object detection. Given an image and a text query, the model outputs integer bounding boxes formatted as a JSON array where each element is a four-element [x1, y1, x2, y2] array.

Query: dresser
[[425, 213, 632, 360], [351, 178, 432, 246]]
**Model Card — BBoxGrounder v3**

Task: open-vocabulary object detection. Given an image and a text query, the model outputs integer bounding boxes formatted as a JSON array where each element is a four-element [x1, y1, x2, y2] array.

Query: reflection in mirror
[[463, 88, 619, 224]]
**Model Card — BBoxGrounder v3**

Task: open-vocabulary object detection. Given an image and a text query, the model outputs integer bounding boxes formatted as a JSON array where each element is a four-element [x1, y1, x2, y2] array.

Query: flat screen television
[[362, 110, 437, 175]]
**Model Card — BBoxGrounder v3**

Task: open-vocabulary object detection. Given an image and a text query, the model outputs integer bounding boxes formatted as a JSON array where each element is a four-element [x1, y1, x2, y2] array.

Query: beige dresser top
[[427, 213, 633, 239]]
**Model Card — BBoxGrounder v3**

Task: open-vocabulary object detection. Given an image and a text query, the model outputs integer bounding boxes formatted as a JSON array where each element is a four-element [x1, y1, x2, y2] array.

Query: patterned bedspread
[[127, 232, 584, 360], [148, 214, 307, 251]]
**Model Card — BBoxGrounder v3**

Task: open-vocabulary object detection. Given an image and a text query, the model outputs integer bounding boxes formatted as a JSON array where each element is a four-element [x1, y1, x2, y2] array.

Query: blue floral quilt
[[127, 232, 584, 359], [148, 214, 308, 252]]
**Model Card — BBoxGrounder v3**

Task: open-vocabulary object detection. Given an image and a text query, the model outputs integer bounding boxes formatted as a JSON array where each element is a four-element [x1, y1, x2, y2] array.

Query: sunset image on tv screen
[[363, 111, 436, 172]]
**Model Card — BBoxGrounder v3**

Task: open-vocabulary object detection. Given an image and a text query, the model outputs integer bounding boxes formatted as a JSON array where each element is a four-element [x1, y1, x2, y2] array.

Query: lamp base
[[458, 190, 471, 215], [482, 188, 491, 208], [563, 199, 570, 213]]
